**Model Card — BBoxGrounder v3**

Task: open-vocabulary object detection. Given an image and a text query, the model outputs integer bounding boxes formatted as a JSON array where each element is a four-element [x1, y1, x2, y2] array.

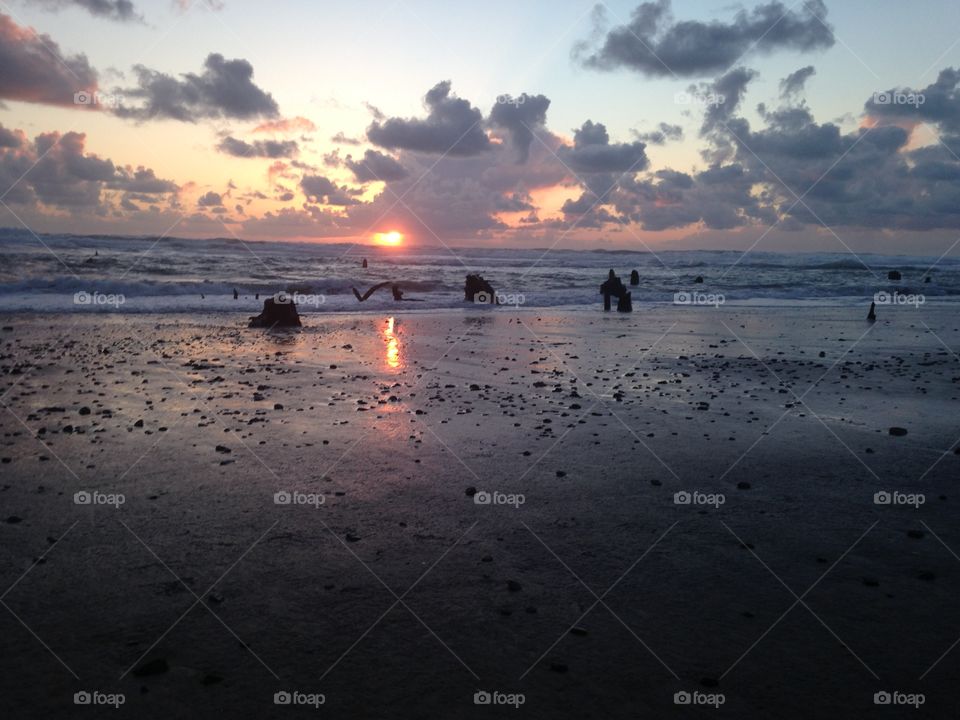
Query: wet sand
[[1, 304, 959, 719]]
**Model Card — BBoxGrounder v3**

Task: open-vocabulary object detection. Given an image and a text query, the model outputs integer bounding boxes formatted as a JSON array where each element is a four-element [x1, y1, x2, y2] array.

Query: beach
[[1, 303, 959, 718]]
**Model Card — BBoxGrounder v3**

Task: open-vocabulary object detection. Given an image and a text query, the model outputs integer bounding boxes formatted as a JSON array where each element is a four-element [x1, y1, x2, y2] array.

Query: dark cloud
[[0, 13, 99, 107], [493, 190, 535, 212], [367, 81, 491, 156], [0, 124, 176, 210], [114, 53, 279, 122], [780, 65, 816, 99], [0, 125, 23, 148], [865, 67, 960, 138], [554, 64, 960, 235], [217, 136, 299, 159], [609, 163, 772, 231], [634, 122, 683, 145], [322, 149, 341, 168], [345, 149, 409, 183], [558, 120, 649, 174], [110, 166, 178, 193], [579, 0, 834, 78], [700, 67, 758, 137], [331, 132, 361, 146], [300, 175, 359, 206], [671, 84, 960, 232], [30, 0, 140, 22], [488, 93, 551, 163], [197, 191, 223, 207]]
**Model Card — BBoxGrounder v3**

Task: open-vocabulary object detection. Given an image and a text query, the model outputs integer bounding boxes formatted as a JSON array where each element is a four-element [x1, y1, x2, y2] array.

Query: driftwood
[[352, 282, 422, 302]]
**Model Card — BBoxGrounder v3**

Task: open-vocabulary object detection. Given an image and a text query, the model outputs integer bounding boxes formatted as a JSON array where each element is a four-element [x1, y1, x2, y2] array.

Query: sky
[[2, 0, 960, 254]]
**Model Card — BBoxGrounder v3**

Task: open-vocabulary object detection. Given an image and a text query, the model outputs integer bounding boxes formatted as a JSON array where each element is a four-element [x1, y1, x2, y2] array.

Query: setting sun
[[374, 231, 403, 246]]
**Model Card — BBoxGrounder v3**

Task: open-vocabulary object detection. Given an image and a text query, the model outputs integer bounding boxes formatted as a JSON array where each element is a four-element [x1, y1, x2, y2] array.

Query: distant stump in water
[[248, 297, 301, 328], [888, 270, 902, 281], [465, 274, 497, 303]]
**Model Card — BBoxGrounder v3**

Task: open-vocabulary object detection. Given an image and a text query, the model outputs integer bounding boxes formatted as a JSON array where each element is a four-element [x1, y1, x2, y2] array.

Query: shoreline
[[0, 294, 953, 316]]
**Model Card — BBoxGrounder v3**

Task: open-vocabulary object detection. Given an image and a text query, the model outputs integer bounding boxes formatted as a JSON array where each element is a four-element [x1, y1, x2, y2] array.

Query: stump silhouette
[[248, 297, 301, 328]]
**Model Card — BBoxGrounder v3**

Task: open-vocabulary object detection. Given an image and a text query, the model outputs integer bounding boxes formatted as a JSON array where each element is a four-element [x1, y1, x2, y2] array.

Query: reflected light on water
[[384, 316, 401, 369]]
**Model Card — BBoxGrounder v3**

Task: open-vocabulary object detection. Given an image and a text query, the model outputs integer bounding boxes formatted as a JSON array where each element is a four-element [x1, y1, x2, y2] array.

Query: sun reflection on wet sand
[[384, 316, 401, 369]]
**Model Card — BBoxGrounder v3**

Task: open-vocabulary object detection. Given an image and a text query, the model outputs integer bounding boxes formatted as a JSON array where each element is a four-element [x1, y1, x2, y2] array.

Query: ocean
[[0, 229, 955, 314]]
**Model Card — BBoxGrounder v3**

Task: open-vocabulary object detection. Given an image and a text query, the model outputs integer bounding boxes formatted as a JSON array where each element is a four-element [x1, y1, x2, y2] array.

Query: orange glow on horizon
[[374, 230, 404, 246]]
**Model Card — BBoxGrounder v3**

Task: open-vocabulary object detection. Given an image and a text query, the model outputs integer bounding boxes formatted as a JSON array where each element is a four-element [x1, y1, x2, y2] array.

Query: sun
[[374, 230, 403, 246]]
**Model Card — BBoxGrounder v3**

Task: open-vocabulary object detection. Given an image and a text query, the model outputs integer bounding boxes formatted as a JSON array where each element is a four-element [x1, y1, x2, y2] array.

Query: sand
[[1, 303, 959, 719]]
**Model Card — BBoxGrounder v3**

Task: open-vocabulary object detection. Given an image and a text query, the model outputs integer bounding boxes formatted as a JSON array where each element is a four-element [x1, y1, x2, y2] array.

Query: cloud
[[649, 79, 960, 233], [114, 53, 279, 122], [0, 125, 24, 148], [29, 0, 140, 22], [0, 123, 177, 210], [217, 136, 299, 158], [197, 190, 223, 207], [558, 120, 649, 174], [488, 93, 551, 163], [0, 13, 99, 107], [578, 0, 834, 78], [331, 132, 361, 146], [300, 175, 360, 205], [699, 66, 758, 137], [110, 166, 178, 193], [780, 65, 816, 99], [252, 116, 316, 134], [367, 80, 491, 156], [634, 122, 683, 145], [345, 149, 409, 183], [865, 67, 960, 138]]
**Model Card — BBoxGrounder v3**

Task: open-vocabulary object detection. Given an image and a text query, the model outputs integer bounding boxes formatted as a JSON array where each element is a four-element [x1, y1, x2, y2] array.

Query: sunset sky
[[2, 0, 960, 253]]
